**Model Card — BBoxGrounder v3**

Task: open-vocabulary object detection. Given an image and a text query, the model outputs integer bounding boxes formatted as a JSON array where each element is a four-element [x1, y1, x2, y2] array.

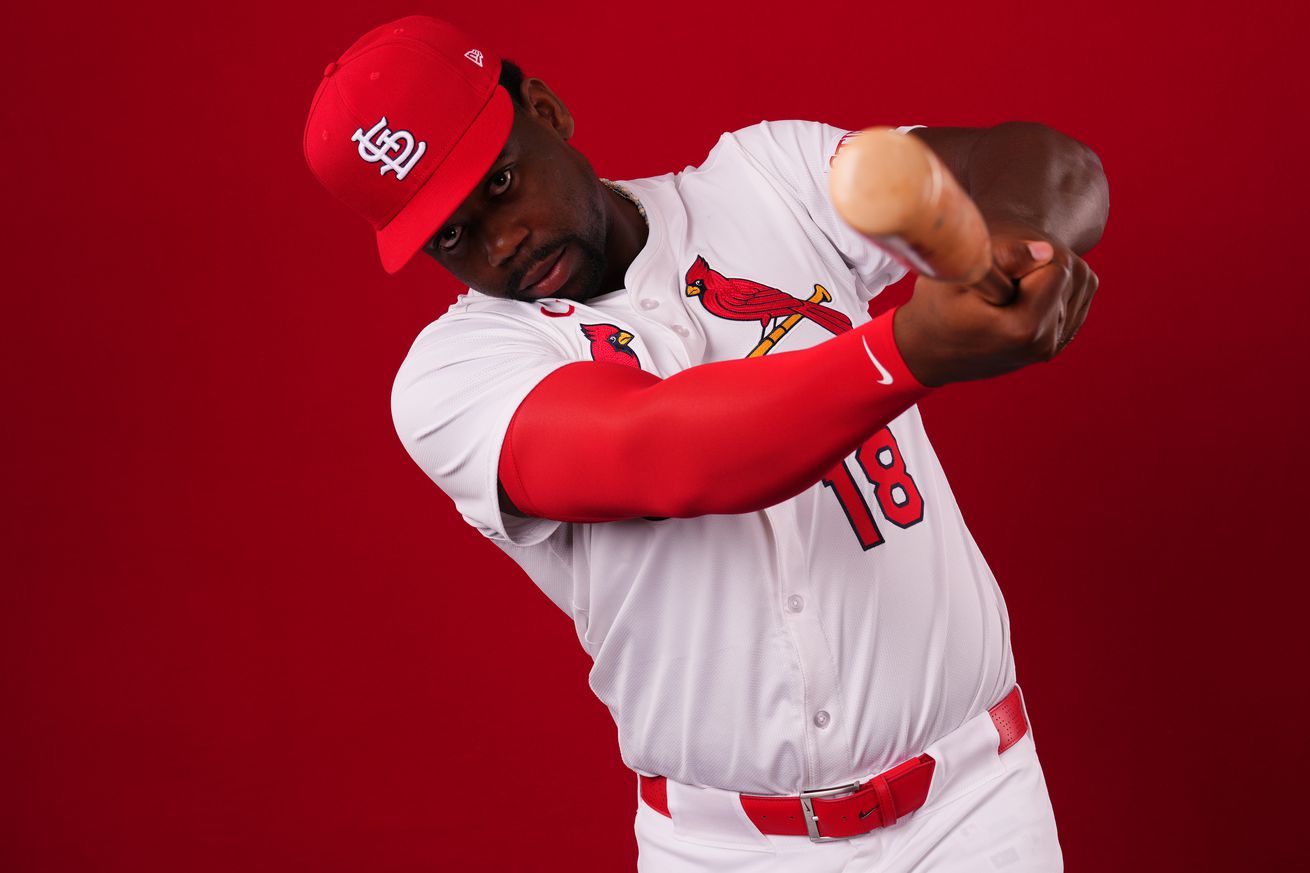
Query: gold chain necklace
[[600, 178, 648, 225]]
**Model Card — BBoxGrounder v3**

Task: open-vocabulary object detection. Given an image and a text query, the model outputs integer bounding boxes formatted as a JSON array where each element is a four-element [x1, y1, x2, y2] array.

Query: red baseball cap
[[303, 16, 513, 273]]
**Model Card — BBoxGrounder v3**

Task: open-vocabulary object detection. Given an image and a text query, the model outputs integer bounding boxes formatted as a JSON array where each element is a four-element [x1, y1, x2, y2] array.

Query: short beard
[[564, 178, 613, 303], [507, 184, 610, 303], [560, 233, 607, 302]]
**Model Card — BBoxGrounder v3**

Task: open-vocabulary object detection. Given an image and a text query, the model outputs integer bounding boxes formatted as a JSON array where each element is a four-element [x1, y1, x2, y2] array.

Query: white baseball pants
[[634, 695, 1062, 872]]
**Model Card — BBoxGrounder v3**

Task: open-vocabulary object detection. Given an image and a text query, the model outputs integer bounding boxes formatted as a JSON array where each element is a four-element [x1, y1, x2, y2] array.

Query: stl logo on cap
[[352, 116, 427, 181]]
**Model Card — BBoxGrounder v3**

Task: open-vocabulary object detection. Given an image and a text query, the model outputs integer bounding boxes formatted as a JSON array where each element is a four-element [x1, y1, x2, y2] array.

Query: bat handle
[[829, 127, 993, 287]]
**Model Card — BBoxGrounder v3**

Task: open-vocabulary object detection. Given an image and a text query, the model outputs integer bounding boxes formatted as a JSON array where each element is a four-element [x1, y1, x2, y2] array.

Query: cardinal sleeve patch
[[581, 323, 642, 369]]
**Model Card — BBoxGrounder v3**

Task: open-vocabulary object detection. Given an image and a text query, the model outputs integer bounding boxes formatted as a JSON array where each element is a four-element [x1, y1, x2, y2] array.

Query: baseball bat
[[828, 127, 1008, 299]]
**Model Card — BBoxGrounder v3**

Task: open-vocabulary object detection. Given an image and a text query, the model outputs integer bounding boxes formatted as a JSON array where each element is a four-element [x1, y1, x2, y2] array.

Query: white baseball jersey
[[391, 119, 1015, 795]]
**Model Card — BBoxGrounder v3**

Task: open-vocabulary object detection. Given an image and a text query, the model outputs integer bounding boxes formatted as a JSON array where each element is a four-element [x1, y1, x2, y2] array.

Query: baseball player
[[303, 15, 1107, 872]]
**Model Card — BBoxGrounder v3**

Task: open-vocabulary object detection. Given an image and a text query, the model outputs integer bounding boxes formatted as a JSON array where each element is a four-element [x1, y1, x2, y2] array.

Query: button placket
[[624, 288, 697, 371], [766, 502, 842, 787]]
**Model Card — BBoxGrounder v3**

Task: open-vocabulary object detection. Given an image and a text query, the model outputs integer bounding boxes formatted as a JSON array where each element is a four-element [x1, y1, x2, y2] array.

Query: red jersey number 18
[[821, 426, 925, 550]]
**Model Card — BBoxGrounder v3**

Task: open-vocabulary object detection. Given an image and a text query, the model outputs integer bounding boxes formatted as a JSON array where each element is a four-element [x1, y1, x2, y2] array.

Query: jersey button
[[639, 298, 660, 310], [785, 594, 805, 614], [672, 324, 690, 337], [813, 710, 831, 729]]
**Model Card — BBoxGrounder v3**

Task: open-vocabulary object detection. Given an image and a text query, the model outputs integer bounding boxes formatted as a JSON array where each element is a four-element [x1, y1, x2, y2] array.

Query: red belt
[[639, 686, 1027, 842]]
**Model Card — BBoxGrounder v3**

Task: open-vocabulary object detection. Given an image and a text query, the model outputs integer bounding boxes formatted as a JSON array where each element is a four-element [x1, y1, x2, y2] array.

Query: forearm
[[964, 122, 1109, 254], [500, 309, 929, 522]]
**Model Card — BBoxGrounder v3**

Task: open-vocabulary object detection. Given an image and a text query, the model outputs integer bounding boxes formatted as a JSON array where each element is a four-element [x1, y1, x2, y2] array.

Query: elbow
[[1008, 121, 1110, 254], [1048, 125, 1110, 252], [1089, 148, 1110, 249], [1068, 141, 1109, 254]]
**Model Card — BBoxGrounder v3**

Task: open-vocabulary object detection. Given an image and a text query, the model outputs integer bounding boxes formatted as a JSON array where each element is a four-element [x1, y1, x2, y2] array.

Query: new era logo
[[464, 49, 484, 67]]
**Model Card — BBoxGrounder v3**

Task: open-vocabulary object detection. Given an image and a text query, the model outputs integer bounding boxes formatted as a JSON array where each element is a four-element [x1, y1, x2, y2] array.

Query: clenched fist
[[893, 222, 1100, 386]]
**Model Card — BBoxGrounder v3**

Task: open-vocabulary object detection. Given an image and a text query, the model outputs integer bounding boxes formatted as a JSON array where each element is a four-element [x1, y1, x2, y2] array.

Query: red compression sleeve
[[499, 307, 931, 522]]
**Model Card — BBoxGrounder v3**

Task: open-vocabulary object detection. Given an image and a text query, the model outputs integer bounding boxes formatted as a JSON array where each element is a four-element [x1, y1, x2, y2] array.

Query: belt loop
[[871, 774, 898, 828], [989, 687, 1028, 754], [640, 774, 671, 817]]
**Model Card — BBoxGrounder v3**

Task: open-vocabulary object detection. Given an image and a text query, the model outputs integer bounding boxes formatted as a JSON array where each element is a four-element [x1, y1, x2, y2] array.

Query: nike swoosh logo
[[858, 807, 877, 820], [863, 337, 894, 385]]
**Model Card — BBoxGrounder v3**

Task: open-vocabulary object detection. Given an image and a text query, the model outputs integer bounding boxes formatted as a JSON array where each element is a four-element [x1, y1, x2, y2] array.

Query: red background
[[5, 1, 1307, 870]]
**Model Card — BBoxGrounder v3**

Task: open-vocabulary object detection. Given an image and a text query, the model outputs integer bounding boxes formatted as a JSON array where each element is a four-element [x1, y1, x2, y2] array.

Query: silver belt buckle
[[797, 781, 862, 842]]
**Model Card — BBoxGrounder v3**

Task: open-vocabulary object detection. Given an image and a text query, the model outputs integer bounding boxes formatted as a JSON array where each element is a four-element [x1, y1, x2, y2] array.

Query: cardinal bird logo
[[684, 256, 852, 357], [581, 323, 641, 369]]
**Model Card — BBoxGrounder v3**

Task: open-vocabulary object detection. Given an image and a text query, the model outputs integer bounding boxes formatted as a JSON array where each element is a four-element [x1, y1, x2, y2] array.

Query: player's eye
[[489, 168, 513, 196], [432, 225, 463, 252]]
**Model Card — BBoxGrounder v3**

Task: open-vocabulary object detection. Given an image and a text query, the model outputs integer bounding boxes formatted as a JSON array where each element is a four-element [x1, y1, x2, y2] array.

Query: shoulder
[[701, 120, 852, 191], [613, 122, 850, 212], [392, 292, 575, 398], [621, 121, 845, 192], [651, 121, 929, 185], [400, 292, 565, 358], [721, 119, 851, 165], [389, 292, 582, 457], [429, 288, 544, 329], [724, 118, 846, 149], [721, 119, 927, 163]]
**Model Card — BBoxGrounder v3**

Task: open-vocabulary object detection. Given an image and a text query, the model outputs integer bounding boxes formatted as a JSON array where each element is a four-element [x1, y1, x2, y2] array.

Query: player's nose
[[483, 216, 529, 269]]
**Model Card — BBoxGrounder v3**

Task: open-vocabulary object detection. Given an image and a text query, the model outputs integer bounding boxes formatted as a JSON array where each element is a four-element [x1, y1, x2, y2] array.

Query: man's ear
[[520, 77, 575, 141]]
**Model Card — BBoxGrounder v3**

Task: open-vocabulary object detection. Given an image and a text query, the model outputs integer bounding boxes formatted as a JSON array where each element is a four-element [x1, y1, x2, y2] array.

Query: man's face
[[421, 89, 610, 303]]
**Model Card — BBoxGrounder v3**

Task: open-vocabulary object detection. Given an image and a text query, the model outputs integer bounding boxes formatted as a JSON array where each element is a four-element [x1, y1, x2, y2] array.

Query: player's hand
[[893, 222, 1099, 386]]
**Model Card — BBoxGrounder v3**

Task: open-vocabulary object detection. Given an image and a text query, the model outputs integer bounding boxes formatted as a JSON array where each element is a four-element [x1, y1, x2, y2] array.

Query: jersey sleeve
[[390, 308, 575, 546], [729, 119, 926, 302]]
